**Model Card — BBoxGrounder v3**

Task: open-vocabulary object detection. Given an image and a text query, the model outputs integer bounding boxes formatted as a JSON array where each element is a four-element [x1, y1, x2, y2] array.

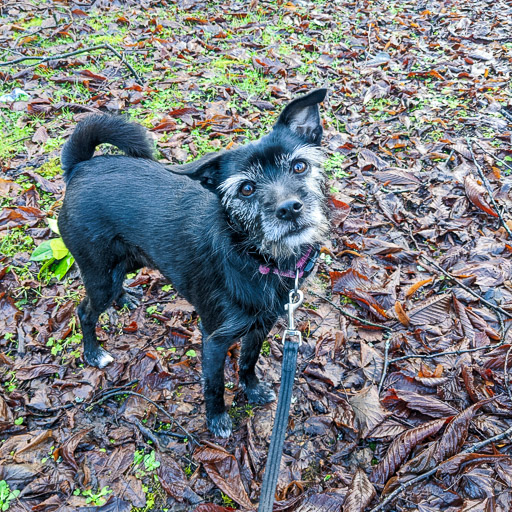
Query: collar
[[258, 245, 320, 279]]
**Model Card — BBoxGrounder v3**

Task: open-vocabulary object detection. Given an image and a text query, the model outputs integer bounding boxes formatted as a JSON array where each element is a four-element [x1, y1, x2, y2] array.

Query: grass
[[0, 227, 35, 257], [0, 111, 33, 162]]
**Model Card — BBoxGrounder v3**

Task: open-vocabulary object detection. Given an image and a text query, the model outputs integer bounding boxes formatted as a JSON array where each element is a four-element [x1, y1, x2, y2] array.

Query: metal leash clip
[[283, 269, 304, 344]]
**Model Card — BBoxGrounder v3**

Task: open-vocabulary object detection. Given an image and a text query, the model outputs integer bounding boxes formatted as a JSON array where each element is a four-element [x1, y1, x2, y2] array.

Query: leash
[[258, 270, 304, 512]]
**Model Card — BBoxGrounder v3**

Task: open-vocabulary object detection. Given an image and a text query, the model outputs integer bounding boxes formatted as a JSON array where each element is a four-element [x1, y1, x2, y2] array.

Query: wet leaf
[[464, 175, 498, 217], [342, 468, 376, 512], [194, 443, 253, 510], [370, 418, 447, 485], [349, 386, 388, 438], [407, 294, 452, 326]]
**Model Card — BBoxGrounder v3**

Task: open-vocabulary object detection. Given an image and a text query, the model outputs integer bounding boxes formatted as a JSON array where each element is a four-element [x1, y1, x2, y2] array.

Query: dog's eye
[[240, 182, 255, 197], [292, 160, 307, 174]]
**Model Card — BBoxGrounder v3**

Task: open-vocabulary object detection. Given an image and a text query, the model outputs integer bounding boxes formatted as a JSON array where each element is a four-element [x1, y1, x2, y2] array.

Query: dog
[[58, 88, 329, 437]]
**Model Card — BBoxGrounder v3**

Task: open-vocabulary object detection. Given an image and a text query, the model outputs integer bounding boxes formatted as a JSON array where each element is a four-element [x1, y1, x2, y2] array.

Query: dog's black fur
[[58, 89, 328, 437]]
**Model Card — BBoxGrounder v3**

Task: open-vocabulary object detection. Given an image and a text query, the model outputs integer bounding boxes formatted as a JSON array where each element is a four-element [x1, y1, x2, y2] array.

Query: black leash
[[258, 280, 304, 512]]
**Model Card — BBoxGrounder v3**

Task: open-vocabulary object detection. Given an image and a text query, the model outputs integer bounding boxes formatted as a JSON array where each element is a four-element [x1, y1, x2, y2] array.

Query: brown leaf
[[194, 506, 233, 512], [60, 428, 91, 471], [407, 294, 452, 325], [151, 118, 178, 132], [168, 107, 199, 118], [394, 301, 410, 327], [331, 268, 372, 293], [358, 148, 388, 171], [295, 493, 346, 511], [0, 206, 45, 229], [405, 278, 433, 298], [453, 296, 475, 341], [464, 175, 498, 217], [0, 178, 22, 196], [32, 126, 49, 144], [342, 468, 376, 512], [343, 289, 388, 320], [435, 399, 493, 463], [0, 292, 22, 336], [16, 364, 61, 381], [374, 168, 420, 186], [370, 418, 447, 485], [157, 452, 188, 502], [385, 389, 458, 417], [349, 386, 388, 438], [328, 196, 351, 227], [437, 453, 510, 476], [24, 170, 63, 194], [194, 443, 253, 510]]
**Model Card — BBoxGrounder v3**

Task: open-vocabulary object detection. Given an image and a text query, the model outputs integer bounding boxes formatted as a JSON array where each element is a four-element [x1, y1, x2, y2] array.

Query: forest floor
[[1, 0, 512, 511]]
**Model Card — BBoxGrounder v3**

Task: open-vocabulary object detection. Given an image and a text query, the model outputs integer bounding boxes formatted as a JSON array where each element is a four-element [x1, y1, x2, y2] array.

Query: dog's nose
[[276, 199, 303, 221]]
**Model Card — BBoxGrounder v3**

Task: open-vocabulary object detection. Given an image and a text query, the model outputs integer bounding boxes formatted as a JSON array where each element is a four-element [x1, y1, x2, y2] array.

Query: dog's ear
[[274, 88, 327, 145], [171, 151, 225, 190]]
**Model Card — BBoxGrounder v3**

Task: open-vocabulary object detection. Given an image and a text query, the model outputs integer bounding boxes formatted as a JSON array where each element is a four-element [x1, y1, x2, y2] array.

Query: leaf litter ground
[[1, 0, 512, 511]]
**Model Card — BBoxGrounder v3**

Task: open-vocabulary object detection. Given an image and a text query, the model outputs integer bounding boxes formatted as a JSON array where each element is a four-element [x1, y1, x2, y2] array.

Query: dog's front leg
[[202, 331, 235, 438], [239, 320, 277, 405]]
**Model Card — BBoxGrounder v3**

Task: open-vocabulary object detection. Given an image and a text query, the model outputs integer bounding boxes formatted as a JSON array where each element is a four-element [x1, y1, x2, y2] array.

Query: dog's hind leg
[[115, 287, 142, 310], [78, 259, 127, 368], [239, 319, 277, 405]]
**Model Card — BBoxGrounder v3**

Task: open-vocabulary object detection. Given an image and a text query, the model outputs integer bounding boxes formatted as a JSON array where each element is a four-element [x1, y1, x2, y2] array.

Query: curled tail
[[61, 115, 154, 182]]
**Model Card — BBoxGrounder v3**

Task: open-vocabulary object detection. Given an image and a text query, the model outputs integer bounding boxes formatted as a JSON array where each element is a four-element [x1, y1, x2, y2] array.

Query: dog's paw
[[85, 347, 114, 369], [207, 412, 233, 438], [244, 382, 277, 405], [116, 290, 140, 310]]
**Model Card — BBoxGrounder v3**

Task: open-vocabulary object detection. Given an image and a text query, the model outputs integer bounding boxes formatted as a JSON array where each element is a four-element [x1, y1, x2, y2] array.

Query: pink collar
[[258, 246, 317, 279]]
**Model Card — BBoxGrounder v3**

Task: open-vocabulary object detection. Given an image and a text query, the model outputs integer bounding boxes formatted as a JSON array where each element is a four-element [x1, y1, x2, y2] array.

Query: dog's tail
[[61, 115, 154, 182]]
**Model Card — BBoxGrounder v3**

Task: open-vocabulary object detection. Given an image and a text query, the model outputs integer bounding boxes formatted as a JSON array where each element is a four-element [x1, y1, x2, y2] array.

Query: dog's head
[[173, 89, 329, 261]]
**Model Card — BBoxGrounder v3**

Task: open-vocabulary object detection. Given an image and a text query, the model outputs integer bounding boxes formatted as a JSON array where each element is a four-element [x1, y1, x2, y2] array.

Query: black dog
[[58, 89, 328, 437]]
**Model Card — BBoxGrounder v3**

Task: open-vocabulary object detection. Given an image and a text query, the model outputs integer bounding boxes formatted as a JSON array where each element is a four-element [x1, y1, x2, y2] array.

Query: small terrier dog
[[58, 89, 328, 437]]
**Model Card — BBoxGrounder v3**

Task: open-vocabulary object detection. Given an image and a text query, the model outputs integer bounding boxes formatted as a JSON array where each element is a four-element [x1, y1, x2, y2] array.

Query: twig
[[419, 253, 512, 321], [0, 44, 143, 85], [472, 140, 512, 174], [505, 345, 512, 403], [27, 379, 140, 415], [368, 424, 512, 512], [466, 136, 512, 239], [104, 43, 143, 86], [87, 390, 200, 446], [389, 340, 506, 364], [378, 336, 391, 393], [309, 290, 392, 331], [501, 108, 512, 123], [1, 44, 108, 66]]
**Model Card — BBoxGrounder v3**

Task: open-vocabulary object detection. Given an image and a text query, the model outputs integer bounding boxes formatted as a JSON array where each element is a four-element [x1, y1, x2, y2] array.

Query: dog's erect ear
[[171, 151, 225, 190], [274, 88, 327, 145]]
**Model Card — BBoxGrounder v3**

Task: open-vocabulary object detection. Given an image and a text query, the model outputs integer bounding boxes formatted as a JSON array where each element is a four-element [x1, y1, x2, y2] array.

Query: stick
[[104, 43, 143, 86], [0, 44, 143, 85], [368, 424, 512, 512], [1, 44, 109, 65], [389, 340, 506, 363], [466, 136, 512, 239], [505, 345, 512, 403], [501, 108, 512, 123], [472, 140, 512, 174], [87, 390, 200, 446], [378, 336, 391, 393]]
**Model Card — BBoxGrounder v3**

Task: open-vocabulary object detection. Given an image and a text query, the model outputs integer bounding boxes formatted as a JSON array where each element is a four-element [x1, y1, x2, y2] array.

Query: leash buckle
[[282, 328, 302, 345], [284, 285, 303, 344]]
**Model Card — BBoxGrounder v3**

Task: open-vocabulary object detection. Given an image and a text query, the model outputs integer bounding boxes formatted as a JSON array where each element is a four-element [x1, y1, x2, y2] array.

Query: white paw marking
[[97, 351, 114, 368]]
